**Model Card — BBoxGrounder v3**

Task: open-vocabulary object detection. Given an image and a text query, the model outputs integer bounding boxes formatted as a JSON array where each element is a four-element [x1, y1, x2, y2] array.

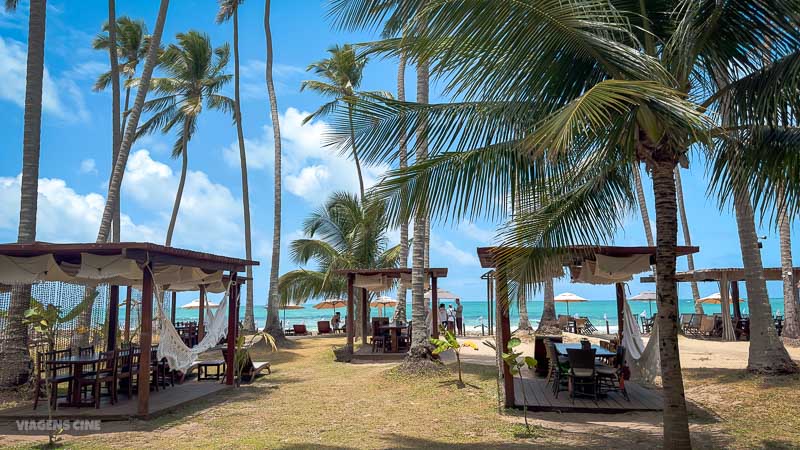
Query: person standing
[[455, 298, 464, 336], [446, 305, 456, 334], [438, 303, 448, 331]]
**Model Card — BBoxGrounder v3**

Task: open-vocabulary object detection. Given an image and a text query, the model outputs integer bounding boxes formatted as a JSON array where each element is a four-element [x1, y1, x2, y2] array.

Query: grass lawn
[[2, 336, 799, 449]]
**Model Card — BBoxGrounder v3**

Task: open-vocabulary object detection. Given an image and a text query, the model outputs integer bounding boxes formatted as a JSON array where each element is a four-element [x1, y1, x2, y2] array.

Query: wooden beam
[[432, 276, 439, 338], [346, 274, 355, 350], [107, 285, 120, 351], [361, 288, 368, 345], [123, 286, 132, 343], [198, 284, 206, 339], [226, 274, 239, 385], [615, 283, 625, 341], [137, 264, 153, 416], [170, 291, 177, 324], [124, 249, 245, 273], [495, 269, 514, 407]]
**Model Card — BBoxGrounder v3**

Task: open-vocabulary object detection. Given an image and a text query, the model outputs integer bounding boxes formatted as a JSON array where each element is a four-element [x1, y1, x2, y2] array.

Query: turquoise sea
[[138, 297, 788, 334]]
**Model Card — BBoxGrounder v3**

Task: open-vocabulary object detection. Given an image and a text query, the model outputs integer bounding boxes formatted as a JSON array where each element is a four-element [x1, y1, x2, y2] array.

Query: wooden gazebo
[[333, 268, 448, 351], [477, 245, 699, 408], [640, 267, 799, 340], [0, 242, 258, 416]]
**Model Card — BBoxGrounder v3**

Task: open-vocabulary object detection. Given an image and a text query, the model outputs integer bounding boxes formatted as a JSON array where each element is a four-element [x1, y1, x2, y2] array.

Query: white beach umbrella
[[181, 299, 220, 309], [553, 292, 588, 315], [423, 288, 460, 301], [629, 291, 657, 316]]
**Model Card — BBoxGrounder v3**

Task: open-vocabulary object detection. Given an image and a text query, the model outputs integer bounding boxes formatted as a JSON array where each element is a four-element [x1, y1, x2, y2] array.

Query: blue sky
[[0, 0, 796, 306]]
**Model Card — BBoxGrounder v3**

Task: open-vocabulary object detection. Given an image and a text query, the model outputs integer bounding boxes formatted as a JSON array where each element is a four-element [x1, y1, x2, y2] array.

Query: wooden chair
[[317, 320, 333, 334], [581, 317, 598, 335], [397, 323, 412, 352], [544, 340, 569, 395], [150, 347, 174, 390], [557, 315, 570, 332], [566, 348, 598, 403], [75, 350, 117, 408], [33, 349, 73, 410], [596, 345, 628, 401], [115, 349, 136, 399]]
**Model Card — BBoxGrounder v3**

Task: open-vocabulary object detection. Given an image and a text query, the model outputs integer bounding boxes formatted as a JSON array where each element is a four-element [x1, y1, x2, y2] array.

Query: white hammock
[[622, 300, 661, 384], [150, 269, 235, 372]]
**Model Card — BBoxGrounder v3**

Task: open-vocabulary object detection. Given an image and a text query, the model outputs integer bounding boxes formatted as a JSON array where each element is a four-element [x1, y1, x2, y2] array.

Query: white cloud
[[458, 223, 496, 245], [224, 107, 388, 204], [432, 235, 480, 267], [79, 158, 97, 174], [239, 60, 304, 100], [0, 37, 89, 121], [0, 174, 157, 243]]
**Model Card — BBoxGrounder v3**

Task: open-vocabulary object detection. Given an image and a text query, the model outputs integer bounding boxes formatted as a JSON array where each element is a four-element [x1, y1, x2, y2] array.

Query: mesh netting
[[122, 287, 172, 346], [0, 281, 110, 356]]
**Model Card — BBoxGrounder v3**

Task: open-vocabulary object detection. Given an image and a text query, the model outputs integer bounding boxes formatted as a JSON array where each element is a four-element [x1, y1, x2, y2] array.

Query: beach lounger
[[317, 320, 333, 334], [581, 317, 598, 335], [221, 346, 271, 383], [292, 324, 310, 336], [679, 314, 693, 334], [698, 316, 715, 337], [685, 314, 703, 337]]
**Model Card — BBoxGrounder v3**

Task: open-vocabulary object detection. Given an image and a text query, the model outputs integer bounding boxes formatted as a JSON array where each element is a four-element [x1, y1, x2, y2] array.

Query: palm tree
[[0, 0, 46, 388], [537, 277, 557, 332], [779, 204, 800, 339], [301, 44, 375, 200], [674, 168, 703, 312], [395, 53, 409, 322], [263, 0, 284, 338], [278, 193, 401, 308], [324, 1, 800, 445], [216, 0, 256, 332], [93, 16, 152, 242], [96, 0, 170, 243], [134, 31, 233, 247]]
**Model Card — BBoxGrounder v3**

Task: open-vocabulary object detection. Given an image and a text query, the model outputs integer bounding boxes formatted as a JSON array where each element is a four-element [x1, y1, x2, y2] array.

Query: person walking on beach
[[446, 305, 456, 333], [439, 303, 448, 331], [455, 298, 464, 336]]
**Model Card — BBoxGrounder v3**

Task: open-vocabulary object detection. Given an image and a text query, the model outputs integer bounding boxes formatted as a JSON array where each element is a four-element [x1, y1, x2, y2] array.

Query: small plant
[[233, 332, 277, 386], [485, 337, 537, 432], [430, 328, 478, 386]]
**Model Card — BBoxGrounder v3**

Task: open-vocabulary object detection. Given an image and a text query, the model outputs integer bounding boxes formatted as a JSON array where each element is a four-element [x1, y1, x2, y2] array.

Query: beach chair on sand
[[293, 324, 310, 336], [221, 345, 271, 383], [698, 316, 715, 338], [679, 314, 693, 335], [317, 320, 333, 334], [581, 317, 598, 335], [557, 315, 570, 332], [685, 314, 703, 337]]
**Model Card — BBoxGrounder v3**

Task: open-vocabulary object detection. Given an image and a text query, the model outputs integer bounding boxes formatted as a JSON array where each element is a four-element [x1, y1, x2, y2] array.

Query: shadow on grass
[[437, 379, 482, 390], [459, 363, 498, 382], [683, 367, 800, 389]]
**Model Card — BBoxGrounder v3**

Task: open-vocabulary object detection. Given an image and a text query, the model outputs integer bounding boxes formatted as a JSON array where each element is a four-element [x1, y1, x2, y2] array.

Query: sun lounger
[[698, 316, 715, 337], [679, 314, 693, 334], [292, 324, 310, 336], [317, 320, 333, 334], [221, 346, 271, 383]]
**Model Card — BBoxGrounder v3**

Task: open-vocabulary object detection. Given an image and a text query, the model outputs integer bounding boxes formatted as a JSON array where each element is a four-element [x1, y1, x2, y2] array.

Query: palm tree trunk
[[232, 7, 255, 333], [347, 105, 366, 201], [518, 285, 531, 330], [633, 165, 653, 246], [537, 277, 557, 331], [96, 0, 170, 243], [779, 204, 800, 339], [164, 122, 190, 247], [408, 56, 430, 359], [733, 187, 797, 373], [396, 53, 408, 322], [263, 0, 284, 338], [651, 160, 691, 449], [674, 168, 702, 313], [0, 0, 47, 388], [108, 0, 121, 244]]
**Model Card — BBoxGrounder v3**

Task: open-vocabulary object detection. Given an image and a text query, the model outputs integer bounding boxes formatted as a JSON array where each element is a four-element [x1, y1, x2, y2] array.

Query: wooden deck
[[0, 381, 231, 422], [350, 345, 405, 363], [514, 372, 662, 413]]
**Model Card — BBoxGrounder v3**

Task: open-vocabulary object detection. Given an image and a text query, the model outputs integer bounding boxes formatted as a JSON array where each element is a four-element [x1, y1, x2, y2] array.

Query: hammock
[[622, 300, 661, 384], [149, 266, 235, 373]]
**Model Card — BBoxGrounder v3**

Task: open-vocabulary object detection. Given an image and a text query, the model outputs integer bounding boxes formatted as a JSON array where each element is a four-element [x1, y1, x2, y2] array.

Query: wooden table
[[554, 343, 615, 358], [379, 324, 408, 353], [47, 354, 103, 407]]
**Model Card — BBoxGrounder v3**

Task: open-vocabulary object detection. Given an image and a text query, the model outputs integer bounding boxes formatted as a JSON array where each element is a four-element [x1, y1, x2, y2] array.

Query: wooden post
[[495, 269, 514, 407], [170, 291, 177, 324], [488, 273, 494, 335], [198, 284, 206, 339], [731, 280, 742, 321], [346, 273, 355, 350], [431, 275, 439, 338], [124, 286, 132, 343], [226, 274, 239, 385], [615, 283, 625, 341], [361, 287, 368, 345], [107, 285, 120, 351], [138, 264, 154, 416]]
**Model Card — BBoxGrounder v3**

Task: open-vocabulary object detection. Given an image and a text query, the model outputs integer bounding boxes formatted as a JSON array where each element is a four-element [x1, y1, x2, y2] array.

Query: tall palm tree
[[674, 168, 702, 312], [0, 0, 46, 388], [278, 192, 401, 306], [395, 53, 409, 321], [216, 0, 256, 332], [324, 2, 800, 445], [779, 206, 800, 338], [301, 44, 375, 200], [93, 16, 152, 242], [537, 277, 557, 332], [263, 0, 284, 338], [96, 0, 170, 243], [134, 31, 233, 247]]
